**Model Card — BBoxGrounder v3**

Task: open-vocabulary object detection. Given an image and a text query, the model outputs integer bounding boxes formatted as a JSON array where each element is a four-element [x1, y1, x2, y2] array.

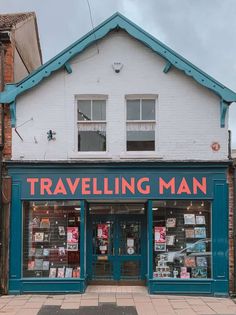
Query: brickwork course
[[2, 44, 13, 159]]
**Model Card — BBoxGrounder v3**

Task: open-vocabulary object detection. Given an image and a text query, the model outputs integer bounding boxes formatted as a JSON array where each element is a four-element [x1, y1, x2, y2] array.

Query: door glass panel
[[120, 221, 141, 255], [92, 261, 113, 279], [92, 221, 113, 255], [121, 261, 140, 279]]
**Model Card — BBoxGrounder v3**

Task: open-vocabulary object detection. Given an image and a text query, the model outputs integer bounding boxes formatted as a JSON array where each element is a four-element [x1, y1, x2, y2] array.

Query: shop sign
[[22, 174, 213, 199]]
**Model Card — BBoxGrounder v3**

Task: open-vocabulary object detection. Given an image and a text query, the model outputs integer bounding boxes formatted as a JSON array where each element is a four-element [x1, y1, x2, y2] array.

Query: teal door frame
[[87, 210, 147, 281]]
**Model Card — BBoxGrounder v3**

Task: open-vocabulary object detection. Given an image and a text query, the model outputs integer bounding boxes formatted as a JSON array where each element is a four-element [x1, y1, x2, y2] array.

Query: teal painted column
[[147, 200, 153, 281], [9, 182, 22, 293], [80, 200, 85, 279], [212, 180, 229, 295]]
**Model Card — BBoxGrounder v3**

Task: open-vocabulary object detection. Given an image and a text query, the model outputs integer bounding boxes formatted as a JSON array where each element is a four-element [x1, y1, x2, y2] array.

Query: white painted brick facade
[[12, 30, 228, 161]]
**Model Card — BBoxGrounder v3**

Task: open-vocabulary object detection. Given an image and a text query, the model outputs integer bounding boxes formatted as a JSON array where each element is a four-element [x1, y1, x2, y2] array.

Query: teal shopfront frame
[[7, 162, 229, 295]]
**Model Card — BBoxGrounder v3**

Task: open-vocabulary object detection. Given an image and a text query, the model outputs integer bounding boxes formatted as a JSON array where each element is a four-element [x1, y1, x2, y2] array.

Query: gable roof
[[1, 12, 236, 106], [0, 12, 35, 30]]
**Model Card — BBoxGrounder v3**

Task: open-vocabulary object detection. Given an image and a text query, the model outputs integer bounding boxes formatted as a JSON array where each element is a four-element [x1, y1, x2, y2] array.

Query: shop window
[[23, 201, 81, 278], [126, 99, 156, 151], [152, 200, 212, 279], [77, 99, 106, 151]]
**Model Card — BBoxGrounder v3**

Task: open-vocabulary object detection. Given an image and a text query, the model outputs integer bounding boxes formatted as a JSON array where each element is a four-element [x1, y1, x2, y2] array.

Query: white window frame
[[124, 94, 158, 157], [70, 95, 111, 158]]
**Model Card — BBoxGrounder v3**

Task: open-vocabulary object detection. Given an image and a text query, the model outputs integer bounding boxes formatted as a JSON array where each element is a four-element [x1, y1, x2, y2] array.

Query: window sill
[[120, 153, 163, 159], [68, 152, 113, 159]]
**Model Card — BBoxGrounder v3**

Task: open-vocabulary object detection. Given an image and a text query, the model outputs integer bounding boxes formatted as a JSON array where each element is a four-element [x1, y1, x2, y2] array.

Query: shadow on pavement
[[38, 304, 138, 315]]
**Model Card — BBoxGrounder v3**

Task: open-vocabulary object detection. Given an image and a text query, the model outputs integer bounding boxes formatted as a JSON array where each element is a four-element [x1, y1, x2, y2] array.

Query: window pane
[[92, 100, 106, 120], [78, 131, 106, 151], [23, 201, 81, 278], [152, 200, 212, 280], [142, 100, 155, 120], [78, 100, 91, 121], [127, 131, 155, 151], [127, 100, 140, 120]]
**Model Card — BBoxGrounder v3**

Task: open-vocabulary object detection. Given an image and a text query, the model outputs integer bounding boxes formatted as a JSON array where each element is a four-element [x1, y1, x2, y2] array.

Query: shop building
[[0, 13, 236, 295], [0, 12, 42, 294]]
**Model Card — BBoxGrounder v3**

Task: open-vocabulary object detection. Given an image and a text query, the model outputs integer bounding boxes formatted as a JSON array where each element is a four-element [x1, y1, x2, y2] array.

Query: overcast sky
[[1, 0, 236, 148]]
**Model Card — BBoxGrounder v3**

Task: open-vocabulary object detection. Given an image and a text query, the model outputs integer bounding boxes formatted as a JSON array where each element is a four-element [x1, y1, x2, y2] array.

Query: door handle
[[113, 247, 114, 255], [119, 248, 121, 255]]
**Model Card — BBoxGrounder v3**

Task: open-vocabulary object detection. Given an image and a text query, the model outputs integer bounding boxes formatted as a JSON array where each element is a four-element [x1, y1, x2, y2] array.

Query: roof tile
[[0, 12, 35, 30]]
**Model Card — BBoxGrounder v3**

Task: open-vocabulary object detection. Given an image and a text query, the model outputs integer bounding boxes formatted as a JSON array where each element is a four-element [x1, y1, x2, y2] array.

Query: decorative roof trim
[[0, 12, 236, 105]]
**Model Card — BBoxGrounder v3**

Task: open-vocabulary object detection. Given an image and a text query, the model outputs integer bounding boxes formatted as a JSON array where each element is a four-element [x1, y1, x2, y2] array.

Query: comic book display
[[23, 201, 81, 278], [153, 200, 211, 279]]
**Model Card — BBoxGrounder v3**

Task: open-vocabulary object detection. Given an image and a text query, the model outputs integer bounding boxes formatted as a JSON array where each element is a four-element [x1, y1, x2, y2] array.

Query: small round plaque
[[127, 247, 134, 255], [211, 142, 220, 151]]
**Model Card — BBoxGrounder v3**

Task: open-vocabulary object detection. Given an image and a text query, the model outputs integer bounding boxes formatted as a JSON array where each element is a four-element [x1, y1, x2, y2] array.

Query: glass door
[[91, 217, 115, 279], [87, 203, 147, 282], [118, 219, 142, 280]]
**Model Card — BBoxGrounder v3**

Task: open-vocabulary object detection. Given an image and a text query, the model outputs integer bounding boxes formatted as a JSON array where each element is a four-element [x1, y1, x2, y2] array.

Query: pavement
[[0, 286, 236, 315]]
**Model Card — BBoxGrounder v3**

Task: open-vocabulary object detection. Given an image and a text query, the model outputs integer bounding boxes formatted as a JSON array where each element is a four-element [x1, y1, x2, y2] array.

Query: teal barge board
[[7, 162, 229, 295]]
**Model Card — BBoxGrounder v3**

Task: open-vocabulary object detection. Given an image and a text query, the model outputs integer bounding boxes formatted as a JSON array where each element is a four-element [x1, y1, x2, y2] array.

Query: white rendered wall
[[12, 30, 228, 161]]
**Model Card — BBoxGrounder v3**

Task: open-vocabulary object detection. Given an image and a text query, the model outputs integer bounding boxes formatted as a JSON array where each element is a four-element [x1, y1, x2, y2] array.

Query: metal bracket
[[220, 99, 229, 128], [163, 61, 172, 74], [64, 62, 72, 74], [10, 101, 16, 127]]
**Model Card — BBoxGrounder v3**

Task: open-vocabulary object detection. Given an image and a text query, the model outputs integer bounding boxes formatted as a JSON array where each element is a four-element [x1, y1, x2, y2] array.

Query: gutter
[[0, 40, 5, 295], [234, 161, 236, 294]]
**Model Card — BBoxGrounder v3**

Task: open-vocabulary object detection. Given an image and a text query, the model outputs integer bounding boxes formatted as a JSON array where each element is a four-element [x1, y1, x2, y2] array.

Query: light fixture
[[47, 130, 56, 141], [112, 62, 123, 73]]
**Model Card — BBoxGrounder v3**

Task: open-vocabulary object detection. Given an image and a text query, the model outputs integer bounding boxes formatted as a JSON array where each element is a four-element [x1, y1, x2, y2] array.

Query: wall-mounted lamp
[[47, 130, 56, 141], [112, 62, 123, 73]]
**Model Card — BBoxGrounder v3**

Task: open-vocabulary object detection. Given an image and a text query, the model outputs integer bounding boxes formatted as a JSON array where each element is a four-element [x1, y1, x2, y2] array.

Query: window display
[[153, 200, 211, 279], [23, 201, 81, 278]]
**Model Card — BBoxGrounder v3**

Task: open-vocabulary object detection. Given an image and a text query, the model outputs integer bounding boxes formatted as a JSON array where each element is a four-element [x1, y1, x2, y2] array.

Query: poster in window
[[67, 227, 79, 251], [184, 256, 196, 267], [196, 216, 206, 225], [166, 218, 176, 228], [34, 232, 44, 242], [154, 227, 166, 243], [57, 267, 65, 278], [127, 238, 134, 248], [192, 267, 207, 278], [166, 235, 175, 246], [194, 227, 206, 238], [184, 214, 196, 225], [97, 224, 108, 239], [49, 267, 57, 278], [40, 218, 50, 228], [154, 243, 166, 251]]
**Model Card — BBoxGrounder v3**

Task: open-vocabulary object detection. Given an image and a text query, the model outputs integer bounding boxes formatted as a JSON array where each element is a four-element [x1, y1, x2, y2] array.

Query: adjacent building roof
[[0, 12, 236, 111], [0, 12, 35, 30]]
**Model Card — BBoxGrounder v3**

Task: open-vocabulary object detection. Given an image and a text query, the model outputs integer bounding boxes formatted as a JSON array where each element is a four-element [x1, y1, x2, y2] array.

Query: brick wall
[[3, 43, 13, 159], [228, 166, 235, 293]]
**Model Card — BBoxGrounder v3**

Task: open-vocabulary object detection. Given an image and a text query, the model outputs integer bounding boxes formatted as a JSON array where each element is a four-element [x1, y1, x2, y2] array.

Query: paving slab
[[61, 302, 80, 309], [99, 295, 116, 303], [117, 299, 135, 306], [80, 299, 99, 306], [16, 309, 39, 315]]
